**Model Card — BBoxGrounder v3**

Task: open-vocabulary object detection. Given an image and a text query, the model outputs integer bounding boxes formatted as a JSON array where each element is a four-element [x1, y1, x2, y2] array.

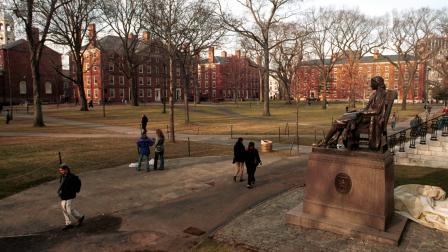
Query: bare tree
[[384, 8, 440, 110], [177, 0, 226, 123], [333, 9, 386, 108], [217, 0, 301, 116], [49, 0, 98, 111], [11, 0, 67, 127], [240, 36, 264, 102], [143, 0, 191, 142], [305, 8, 340, 109], [99, 0, 146, 106], [270, 22, 307, 102]]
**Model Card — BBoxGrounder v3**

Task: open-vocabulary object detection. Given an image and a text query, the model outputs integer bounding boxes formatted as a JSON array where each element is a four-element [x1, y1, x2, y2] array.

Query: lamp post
[[425, 66, 431, 113]]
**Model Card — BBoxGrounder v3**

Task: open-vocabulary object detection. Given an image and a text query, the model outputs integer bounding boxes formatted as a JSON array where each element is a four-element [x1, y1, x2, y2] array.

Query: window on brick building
[[176, 67, 180, 77], [205, 80, 208, 88], [109, 54, 114, 60], [110, 88, 115, 98], [120, 88, 124, 97], [109, 63, 114, 72], [93, 65, 97, 72], [385, 66, 389, 72], [385, 73, 389, 80], [85, 63, 90, 71], [212, 72, 216, 79], [394, 69, 399, 80], [94, 76, 98, 86], [147, 65, 151, 74], [212, 81, 216, 88], [139, 65, 144, 73], [119, 76, 124, 85], [94, 89, 98, 98], [45, 82, 52, 94], [139, 77, 144, 85], [212, 90, 216, 97], [148, 89, 152, 97], [139, 89, 144, 97], [20, 81, 27, 95], [87, 89, 91, 98], [205, 73, 208, 80], [147, 78, 151, 86], [109, 75, 114, 85], [155, 66, 159, 74]]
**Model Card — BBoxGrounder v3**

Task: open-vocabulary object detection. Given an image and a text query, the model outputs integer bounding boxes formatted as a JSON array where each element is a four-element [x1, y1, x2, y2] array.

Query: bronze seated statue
[[318, 76, 397, 151]]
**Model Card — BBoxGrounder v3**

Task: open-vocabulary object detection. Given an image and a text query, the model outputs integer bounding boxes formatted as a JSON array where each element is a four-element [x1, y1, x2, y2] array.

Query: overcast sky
[[219, 0, 447, 54]]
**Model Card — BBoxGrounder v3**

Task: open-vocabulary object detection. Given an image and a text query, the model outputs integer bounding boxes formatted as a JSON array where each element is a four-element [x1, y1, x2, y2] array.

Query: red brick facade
[[293, 55, 426, 102], [198, 48, 260, 101], [0, 39, 63, 104], [74, 24, 184, 104]]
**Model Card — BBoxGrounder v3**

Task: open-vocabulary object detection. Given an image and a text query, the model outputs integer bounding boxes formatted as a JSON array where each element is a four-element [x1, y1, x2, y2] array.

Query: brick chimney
[[143, 31, 151, 42], [31, 27, 39, 45], [208, 47, 214, 63], [373, 49, 379, 60], [256, 56, 262, 66], [235, 49, 241, 59], [221, 51, 227, 58], [87, 24, 96, 44], [128, 33, 136, 41]]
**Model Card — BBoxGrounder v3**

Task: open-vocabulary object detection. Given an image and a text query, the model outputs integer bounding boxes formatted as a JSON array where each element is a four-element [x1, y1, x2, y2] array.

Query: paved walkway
[[0, 154, 308, 251], [214, 187, 448, 252]]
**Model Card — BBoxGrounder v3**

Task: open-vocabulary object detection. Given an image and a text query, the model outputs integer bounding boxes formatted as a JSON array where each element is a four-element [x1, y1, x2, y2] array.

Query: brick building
[[0, 39, 63, 104], [293, 52, 426, 102], [198, 47, 260, 101], [74, 24, 185, 104]]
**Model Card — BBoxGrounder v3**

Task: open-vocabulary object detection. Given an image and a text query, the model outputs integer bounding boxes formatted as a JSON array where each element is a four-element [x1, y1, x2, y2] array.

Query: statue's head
[[371, 76, 385, 90]]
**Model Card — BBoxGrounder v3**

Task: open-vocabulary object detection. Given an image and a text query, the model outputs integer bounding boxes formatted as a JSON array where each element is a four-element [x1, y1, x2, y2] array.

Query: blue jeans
[[154, 151, 164, 170], [138, 154, 150, 171]]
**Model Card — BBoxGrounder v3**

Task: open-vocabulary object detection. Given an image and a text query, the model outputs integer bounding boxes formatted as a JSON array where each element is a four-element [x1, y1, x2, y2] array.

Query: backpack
[[73, 175, 81, 193]]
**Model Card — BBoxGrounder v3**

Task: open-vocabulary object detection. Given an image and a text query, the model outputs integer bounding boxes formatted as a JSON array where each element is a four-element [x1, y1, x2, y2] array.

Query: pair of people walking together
[[136, 129, 165, 171], [233, 138, 262, 189]]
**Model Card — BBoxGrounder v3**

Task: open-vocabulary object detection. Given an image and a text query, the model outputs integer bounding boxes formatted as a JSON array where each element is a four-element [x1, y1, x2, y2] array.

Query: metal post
[[420, 124, 427, 145], [389, 134, 396, 154], [230, 125, 233, 139], [188, 137, 191, 157], [399, 131, 406, 152], [314, 128, 317, 144], [166, 125, 169, 140], [430, 119, 438, 141], [409, 129, 416, 148]]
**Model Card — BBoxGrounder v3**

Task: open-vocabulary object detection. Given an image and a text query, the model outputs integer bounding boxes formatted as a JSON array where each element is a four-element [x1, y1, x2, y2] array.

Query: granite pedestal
[[286, 148, 407, 245]]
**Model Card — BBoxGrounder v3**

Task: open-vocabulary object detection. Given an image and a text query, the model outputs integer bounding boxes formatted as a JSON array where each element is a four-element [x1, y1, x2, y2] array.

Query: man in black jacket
[[141, 114, 149, 134], [58, 164, 84, 230]]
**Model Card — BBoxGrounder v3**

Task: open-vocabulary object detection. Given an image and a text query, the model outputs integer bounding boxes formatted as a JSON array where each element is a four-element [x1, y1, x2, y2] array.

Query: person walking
[[88, 100, 94, 108], [141, 114, 149, 134], [154, 129, 165, 170], [245, 142, 262, 189], [137, 132, 154, 172], [391, 112, 398, 130], [57, 163, 84, 231], [232, 137, 245, 182], [5, 109, 11, 124]]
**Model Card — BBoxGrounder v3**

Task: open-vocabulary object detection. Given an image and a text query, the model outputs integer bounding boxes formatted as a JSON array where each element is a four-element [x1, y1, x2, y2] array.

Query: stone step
[[395, 157, 448, 169]]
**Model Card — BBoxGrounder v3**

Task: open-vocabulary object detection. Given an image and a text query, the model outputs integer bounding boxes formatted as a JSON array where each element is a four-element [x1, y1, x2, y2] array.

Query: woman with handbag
[[154, 129, 165, 170], [245, 142, 262, 189]]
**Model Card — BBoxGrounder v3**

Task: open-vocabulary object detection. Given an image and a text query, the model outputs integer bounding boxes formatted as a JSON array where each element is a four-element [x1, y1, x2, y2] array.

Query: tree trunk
[[321, 70, 327, 110], [193, 54, 200, 105], [263, 46, 270, 116], [401, 79, 410, 110], [75, 63, 88, 111], [169, 55, 175, 142], [181, 64, 190, 124], [31, 58, 45, 127], [259, 68, 263, 102], [129, 67, 139, 106]]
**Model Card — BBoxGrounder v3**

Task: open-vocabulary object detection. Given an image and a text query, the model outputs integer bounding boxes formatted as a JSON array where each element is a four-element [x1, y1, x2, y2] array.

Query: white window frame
[[45, 82, 52, 94], [19, 81, 27, 95]]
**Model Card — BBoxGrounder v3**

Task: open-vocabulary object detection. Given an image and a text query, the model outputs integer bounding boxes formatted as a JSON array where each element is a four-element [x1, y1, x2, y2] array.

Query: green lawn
[[0, 136, 231, 199], [395, 165, 448, 192]]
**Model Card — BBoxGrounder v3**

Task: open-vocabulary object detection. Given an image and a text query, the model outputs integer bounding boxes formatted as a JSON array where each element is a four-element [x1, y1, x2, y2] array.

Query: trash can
[[260, 140, 273, 153]]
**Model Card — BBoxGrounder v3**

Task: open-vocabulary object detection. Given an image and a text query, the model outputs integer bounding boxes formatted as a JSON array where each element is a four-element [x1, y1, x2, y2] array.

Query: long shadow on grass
[[0, 214, 122, 252]]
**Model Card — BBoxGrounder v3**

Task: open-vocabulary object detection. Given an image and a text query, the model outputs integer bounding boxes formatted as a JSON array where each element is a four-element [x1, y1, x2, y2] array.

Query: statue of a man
[[318, 76, 388, 150]]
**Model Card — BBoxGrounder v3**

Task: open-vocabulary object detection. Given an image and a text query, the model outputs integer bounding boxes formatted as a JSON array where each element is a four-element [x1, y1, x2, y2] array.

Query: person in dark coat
[[245, 142, 262, 189], [233, 137, 245, 182], [5, 109, 11, 124], [88, 100, 94, 108], [57, 164, 84, 230], [137, 132, 154, 171], [154, 128, 165, 170], [141, 114, 148, 134]]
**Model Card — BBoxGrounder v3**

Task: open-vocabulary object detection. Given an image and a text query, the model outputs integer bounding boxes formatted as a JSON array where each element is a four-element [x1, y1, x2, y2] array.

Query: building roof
[[302, 54, 416, 67], [199, 56, 228, 64], [0, 39, 61, 56], [84, 35, 165, 55]]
